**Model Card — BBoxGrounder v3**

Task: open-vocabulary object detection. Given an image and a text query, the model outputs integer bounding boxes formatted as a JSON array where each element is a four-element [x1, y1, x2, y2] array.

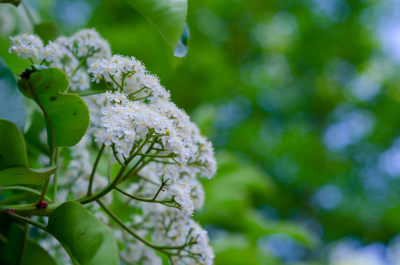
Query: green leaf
[[47, 201, 119, 265], [0, 119, 56, 186], [126, 0, 188, 50], [34, 22, 60, 43], [0, 166, 56, 186], [21, 240, 57, 265], [18, 68, 90, 149], [0, 57, 26, 131]]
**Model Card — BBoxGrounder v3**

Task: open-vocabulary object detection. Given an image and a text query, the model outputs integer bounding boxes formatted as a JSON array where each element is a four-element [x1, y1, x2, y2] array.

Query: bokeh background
[[2, 0, 400, 264]]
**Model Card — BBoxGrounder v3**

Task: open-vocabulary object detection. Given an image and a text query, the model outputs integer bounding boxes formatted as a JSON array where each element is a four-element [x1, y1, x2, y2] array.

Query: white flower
[[41, 41, 66, 62], [69, 69, 90, 91], [68, 29, 111, 60], [9, 33, 43, 60], [88, 55, 144, 86], [168, 181, 194, 217]]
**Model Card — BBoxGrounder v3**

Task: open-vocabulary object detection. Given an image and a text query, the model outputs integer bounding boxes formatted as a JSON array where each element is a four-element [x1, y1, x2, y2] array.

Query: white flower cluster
[[87, 54, 216, 263], [92, 91, 216, 174], [9, 33, 43, 59], [88, 55, 170, 102], [9, 29, 111, 91], [117, 204, 214, 265], [151, 209, 214, 265], [12, 28, 216, 265]]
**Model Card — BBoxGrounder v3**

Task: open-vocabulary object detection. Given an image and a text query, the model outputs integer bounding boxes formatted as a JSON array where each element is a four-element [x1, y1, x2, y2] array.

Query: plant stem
[[109, 75, 123, 90], [120, 141, 156, 182], [0, 202, 62, 216], [1, 186, 52, 202], [120, 74, 127, 91], [77, 90, 106, 96], [111, 145, 124, 166], [97, 200, 186, 253], [52, 148, 60, 200], [115, 186, 176, 206], [78, 134, 151, 204], [87, 143, 105, 196], [136, 153, 173, 158], [127, 87, 146, 98], [36, 150, 56, 205], [6, 211, 48, 231], [152, 178, 167, 201], [79, 164, 127, 204], [107, 148, 112, 182], [37, 179, 51, 206]]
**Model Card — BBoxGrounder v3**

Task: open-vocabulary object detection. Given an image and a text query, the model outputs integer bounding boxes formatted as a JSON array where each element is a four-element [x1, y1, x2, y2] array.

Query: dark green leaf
[[18, 68, 90, 148], [0, 57, 26, 131], [0, 119, 56, 185], [126, 0, 187, 50], [34, 22, 60, 43], [47, 201, 119, 265], [21, 240, 57, 265]]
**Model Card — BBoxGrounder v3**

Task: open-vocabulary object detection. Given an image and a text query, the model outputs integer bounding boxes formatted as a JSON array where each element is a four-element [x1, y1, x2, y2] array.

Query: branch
[[97, 200, 189, 254], [52, 148, 60, 200], [5, 211, 48, 231], [87, 143, 106, 196], [111, 144, 124, 166], [115, 186, 177, 208]]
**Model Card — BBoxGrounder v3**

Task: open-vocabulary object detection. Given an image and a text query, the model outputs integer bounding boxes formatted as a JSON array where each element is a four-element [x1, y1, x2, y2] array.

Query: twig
[[87, 143, 105, 196]]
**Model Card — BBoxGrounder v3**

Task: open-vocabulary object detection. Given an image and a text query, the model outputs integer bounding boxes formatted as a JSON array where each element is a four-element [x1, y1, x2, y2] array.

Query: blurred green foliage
[[1, 0, 400, 264]]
